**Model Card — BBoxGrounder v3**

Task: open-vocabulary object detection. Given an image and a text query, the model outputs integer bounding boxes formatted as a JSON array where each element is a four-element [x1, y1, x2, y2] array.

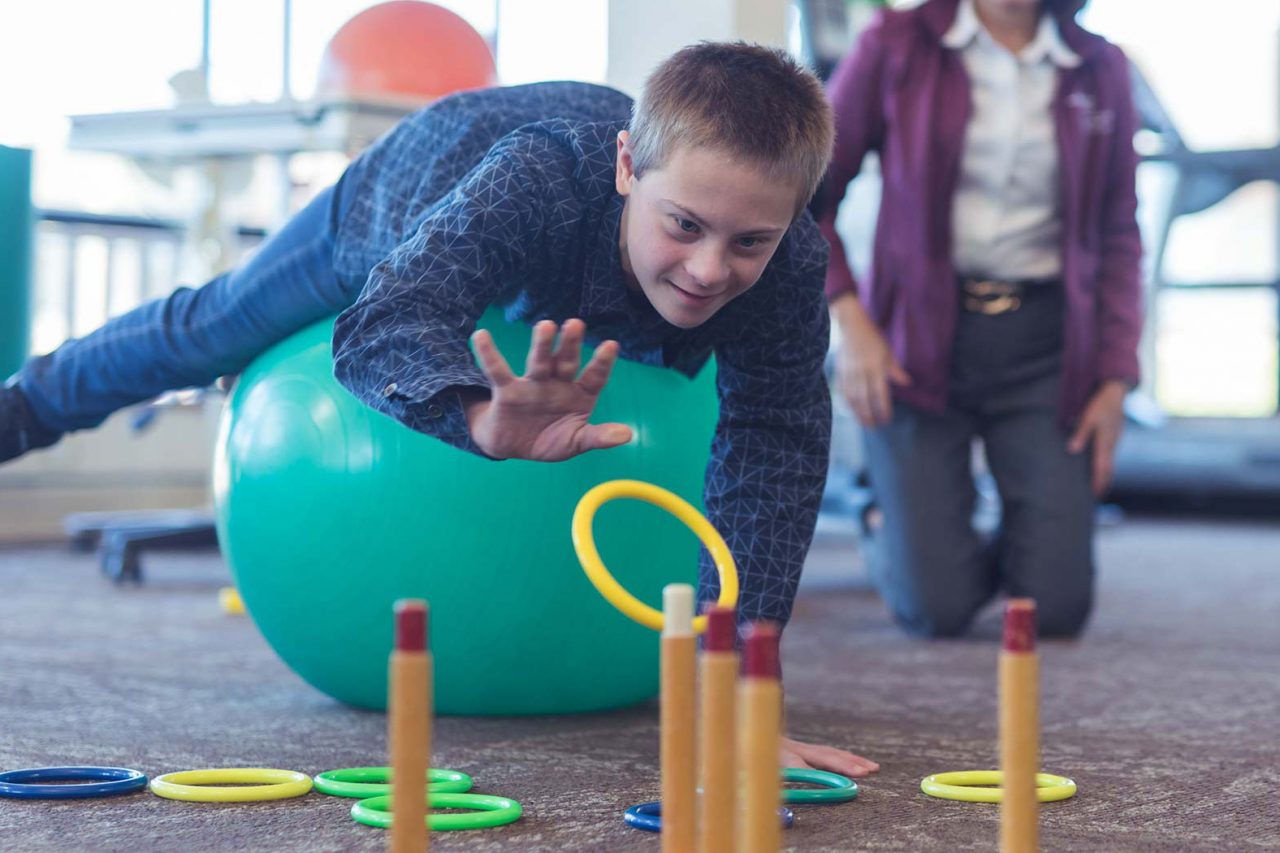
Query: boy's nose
[[685, 245, 730, 290]]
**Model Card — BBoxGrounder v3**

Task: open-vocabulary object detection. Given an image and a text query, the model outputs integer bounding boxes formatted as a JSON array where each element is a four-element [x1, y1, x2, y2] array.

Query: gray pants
[[862, 285, 1095, 637]]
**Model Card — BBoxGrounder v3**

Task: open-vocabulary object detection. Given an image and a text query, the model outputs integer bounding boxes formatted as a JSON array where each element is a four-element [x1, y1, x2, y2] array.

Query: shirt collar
[[940, 0, 983, 49], [1024, 8, 1081, 67], [942, 0, 1081, 68], [583, 190, 630, 319]]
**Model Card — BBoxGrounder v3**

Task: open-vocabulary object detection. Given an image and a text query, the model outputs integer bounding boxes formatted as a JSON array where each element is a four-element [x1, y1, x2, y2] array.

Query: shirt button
[[382, 382, 398, 397], [426, 404, 444, 418]]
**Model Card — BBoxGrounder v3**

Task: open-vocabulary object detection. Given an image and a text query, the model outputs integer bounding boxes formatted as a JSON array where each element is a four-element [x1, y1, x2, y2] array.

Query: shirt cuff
[[395, 383, 497, 459]]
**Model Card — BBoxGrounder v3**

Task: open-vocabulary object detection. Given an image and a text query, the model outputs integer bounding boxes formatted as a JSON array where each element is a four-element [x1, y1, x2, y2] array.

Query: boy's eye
[[737, 236, 760, 249], [674, 216, 700, 234]]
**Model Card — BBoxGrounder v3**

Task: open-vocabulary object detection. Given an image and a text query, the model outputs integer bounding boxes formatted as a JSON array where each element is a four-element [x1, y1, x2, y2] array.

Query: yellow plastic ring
[[572, 480, 739, 633], [149, 768, 313, 803], [920, 770, 1077, 803]]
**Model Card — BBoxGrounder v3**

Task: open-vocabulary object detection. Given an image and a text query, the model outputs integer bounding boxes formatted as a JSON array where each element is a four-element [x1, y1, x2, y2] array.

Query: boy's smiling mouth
[[666, 279, 719, 304]]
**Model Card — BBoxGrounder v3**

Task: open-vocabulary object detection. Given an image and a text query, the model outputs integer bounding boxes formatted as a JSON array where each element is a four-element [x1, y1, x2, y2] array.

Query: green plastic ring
[[313, 767, 472, 798], [350, 792, 523, 831], [781, 768, 859, 804]]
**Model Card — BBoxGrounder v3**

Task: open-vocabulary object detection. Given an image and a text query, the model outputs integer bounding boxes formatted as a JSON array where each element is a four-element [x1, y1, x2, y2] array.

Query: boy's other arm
[[700, 266, 831, 632], [707, 266, 881, 778]]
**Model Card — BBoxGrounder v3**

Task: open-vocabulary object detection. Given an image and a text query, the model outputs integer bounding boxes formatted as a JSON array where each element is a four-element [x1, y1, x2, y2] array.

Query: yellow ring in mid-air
[[572, 480, 739, 633], [920, 770, 1077, 803]]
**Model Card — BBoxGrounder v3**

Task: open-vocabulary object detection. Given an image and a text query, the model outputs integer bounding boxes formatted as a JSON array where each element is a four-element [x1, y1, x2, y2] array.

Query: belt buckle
[[963, 279, 1022, 315], [965, 294, 1022, 315]]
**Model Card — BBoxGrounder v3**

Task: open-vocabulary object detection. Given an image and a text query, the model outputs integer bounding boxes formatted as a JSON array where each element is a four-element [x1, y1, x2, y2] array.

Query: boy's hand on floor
[[780, 736, 880, 778], [467, 318, 633, 461]]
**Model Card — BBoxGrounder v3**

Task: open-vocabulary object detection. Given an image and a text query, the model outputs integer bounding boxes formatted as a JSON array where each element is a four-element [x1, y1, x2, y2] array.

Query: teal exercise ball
[[212, 308, 717, 715]]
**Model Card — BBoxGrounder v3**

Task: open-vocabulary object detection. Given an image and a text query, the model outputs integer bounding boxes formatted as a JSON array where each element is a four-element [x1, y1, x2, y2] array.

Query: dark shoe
[[0, 384, 62, 463]]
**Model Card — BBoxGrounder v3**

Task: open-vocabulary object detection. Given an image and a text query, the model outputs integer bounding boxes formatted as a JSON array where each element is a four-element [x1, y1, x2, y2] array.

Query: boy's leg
[[14, 182, 358, 436], [861, 404, 996, 637], [980, 370, 1096, 637], [0, 384, 60, 461]]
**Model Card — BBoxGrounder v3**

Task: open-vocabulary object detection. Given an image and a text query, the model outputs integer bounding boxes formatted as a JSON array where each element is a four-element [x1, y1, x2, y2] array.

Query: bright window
[[3, 0, 610, 354], [1084, 0, 1280, 417]]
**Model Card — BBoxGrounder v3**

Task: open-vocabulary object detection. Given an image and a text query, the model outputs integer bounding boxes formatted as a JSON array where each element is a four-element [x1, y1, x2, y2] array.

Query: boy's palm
[[468, 319, 633, 462]]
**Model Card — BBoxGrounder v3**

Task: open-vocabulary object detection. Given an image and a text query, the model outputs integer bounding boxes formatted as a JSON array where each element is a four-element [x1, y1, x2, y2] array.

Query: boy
[[1, 42, 876, 776]]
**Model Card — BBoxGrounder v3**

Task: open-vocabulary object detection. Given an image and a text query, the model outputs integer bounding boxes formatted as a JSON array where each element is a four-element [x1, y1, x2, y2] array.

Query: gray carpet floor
[[1, 516, 1277, 852]]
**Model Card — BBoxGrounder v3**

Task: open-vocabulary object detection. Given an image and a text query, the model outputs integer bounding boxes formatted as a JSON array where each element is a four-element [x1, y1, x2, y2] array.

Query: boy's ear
[[615, 130, 635, 196]]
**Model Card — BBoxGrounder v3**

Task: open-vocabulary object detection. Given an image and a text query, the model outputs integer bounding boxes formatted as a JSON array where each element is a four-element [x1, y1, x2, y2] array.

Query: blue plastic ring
[[0, 766, 148, 799], [623, 801, 795, 833]]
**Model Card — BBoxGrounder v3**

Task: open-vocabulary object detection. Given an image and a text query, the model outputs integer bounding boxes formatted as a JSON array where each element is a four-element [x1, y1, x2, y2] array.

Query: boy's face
[[614, 132, 796, 329]]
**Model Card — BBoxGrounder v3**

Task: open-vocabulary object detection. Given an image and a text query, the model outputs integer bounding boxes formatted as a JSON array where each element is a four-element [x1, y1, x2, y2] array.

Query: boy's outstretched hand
[[781, 736, 880, 778], [466, 318, 633, 461]]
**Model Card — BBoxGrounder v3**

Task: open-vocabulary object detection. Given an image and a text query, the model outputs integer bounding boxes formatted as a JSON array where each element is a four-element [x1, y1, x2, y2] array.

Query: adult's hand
[[830, 294, 911, 428], [1066, 379, 1129, 496]]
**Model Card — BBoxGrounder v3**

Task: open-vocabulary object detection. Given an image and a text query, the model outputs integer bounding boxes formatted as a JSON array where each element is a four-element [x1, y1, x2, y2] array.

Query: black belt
[[959, 276, 1060, 315]]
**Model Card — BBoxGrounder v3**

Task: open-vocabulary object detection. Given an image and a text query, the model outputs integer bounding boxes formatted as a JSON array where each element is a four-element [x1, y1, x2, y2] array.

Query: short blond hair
[[628, 42, 834, 214]]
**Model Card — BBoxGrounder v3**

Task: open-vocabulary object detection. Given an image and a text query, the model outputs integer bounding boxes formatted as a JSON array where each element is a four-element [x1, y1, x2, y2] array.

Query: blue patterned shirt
[[331, 82, 831, 628]]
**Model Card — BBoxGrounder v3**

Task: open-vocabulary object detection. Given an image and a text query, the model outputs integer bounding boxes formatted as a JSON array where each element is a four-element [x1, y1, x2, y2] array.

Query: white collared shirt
[[943, 0, 1081, 280]]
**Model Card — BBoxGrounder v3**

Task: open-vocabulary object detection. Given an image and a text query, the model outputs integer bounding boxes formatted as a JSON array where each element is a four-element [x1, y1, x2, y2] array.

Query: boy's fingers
[[577, 340, 619, 395], [525, 320, 557, 380], [472, 330, 515, 387], [575, 422, 633, 453], [555, 319, 585, 380], [780, 753, 816, 771], [801, 744, 879, 777]]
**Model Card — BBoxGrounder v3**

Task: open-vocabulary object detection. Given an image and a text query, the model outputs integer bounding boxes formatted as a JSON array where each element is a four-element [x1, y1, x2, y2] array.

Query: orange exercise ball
[[318, 1, 497, 102]]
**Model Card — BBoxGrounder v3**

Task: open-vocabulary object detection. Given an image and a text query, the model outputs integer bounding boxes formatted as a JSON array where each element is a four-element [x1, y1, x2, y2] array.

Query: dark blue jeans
[[19, 178, 359, 433]]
